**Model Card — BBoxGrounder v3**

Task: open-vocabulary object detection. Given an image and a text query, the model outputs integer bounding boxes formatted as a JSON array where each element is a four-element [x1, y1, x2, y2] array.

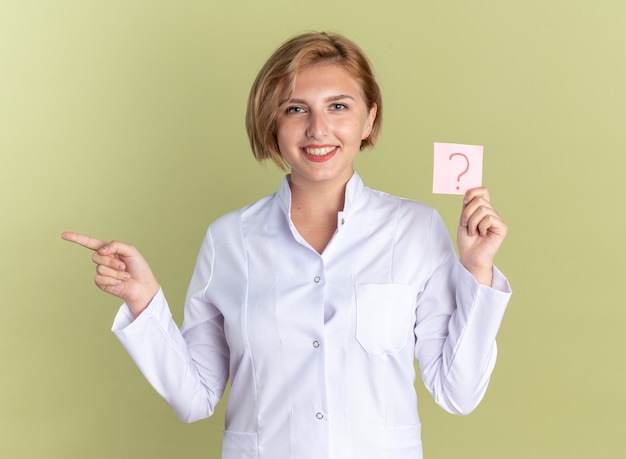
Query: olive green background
[[2, 0, 624, 457]]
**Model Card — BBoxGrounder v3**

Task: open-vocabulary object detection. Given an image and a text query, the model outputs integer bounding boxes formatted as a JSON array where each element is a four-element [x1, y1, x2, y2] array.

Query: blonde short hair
[[246, 32, 383, 169]]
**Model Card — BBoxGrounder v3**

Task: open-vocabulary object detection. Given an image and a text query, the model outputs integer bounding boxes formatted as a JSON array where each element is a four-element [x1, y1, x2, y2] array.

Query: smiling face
[[276, 62, 377, 189]]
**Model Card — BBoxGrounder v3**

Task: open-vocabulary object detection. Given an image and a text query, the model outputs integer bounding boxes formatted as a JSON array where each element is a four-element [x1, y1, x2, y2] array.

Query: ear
[[361, 103, 378, 140]]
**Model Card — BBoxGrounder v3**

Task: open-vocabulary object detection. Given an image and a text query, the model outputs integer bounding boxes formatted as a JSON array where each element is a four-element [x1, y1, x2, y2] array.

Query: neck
[[287, 174, 351, 254], [288, 174, 349, 216]]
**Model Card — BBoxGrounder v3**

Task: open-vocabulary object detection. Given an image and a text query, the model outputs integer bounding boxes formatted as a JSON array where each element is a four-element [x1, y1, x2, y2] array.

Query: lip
[[301, 145, 338, 163]]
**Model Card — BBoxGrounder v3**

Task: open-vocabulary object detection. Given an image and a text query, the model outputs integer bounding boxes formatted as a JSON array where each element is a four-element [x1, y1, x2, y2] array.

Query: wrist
[[463, 264, 493, 287], [127, 283, 160, 318]]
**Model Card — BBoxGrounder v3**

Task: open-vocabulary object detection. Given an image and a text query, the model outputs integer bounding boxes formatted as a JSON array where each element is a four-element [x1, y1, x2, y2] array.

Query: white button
[[313, 340, 320, 348], [313, 276, 321, 283], [316, 412, 324, 420]]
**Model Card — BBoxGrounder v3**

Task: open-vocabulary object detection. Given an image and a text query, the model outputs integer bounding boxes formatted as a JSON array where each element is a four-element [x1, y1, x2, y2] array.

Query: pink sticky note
[[433, 142, 483, 195]]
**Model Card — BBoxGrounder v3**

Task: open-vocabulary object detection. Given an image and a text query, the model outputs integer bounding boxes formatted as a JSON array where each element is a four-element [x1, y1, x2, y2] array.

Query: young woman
[[63, 32, 511, 459]]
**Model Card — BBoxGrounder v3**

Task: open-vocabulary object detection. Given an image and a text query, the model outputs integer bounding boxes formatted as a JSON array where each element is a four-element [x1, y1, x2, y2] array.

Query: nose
[[306, 111, 328, 138]]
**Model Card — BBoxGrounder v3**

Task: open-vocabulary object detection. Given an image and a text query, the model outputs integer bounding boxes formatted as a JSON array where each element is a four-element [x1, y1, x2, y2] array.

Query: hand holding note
[[431, 142, 507, 285]]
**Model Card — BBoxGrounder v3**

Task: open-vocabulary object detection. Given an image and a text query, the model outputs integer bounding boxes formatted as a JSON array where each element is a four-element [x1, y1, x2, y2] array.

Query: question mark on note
[[433, 143, 483, 195], [448, 153, 470, 190]]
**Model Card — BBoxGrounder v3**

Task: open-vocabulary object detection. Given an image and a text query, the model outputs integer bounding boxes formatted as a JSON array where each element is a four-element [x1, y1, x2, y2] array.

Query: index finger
[[463, 187, 490, 205], [61, 232, 107, 251]]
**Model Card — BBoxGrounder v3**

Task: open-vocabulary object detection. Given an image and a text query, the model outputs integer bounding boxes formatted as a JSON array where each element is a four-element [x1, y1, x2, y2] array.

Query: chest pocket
[[355, 283, 416, 355]]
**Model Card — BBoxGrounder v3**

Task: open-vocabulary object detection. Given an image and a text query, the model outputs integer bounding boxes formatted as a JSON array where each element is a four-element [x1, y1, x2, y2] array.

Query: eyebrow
[[280, 94, 356, 105]]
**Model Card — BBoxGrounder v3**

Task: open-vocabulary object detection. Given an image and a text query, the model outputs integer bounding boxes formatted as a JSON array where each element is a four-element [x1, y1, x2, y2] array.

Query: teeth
[[304, 146, 335, 156]]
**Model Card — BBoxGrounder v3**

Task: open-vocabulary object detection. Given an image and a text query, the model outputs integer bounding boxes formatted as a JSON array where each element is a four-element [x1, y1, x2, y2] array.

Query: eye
[[330, 103, 347, 110], [286, 106, 306, 114]]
